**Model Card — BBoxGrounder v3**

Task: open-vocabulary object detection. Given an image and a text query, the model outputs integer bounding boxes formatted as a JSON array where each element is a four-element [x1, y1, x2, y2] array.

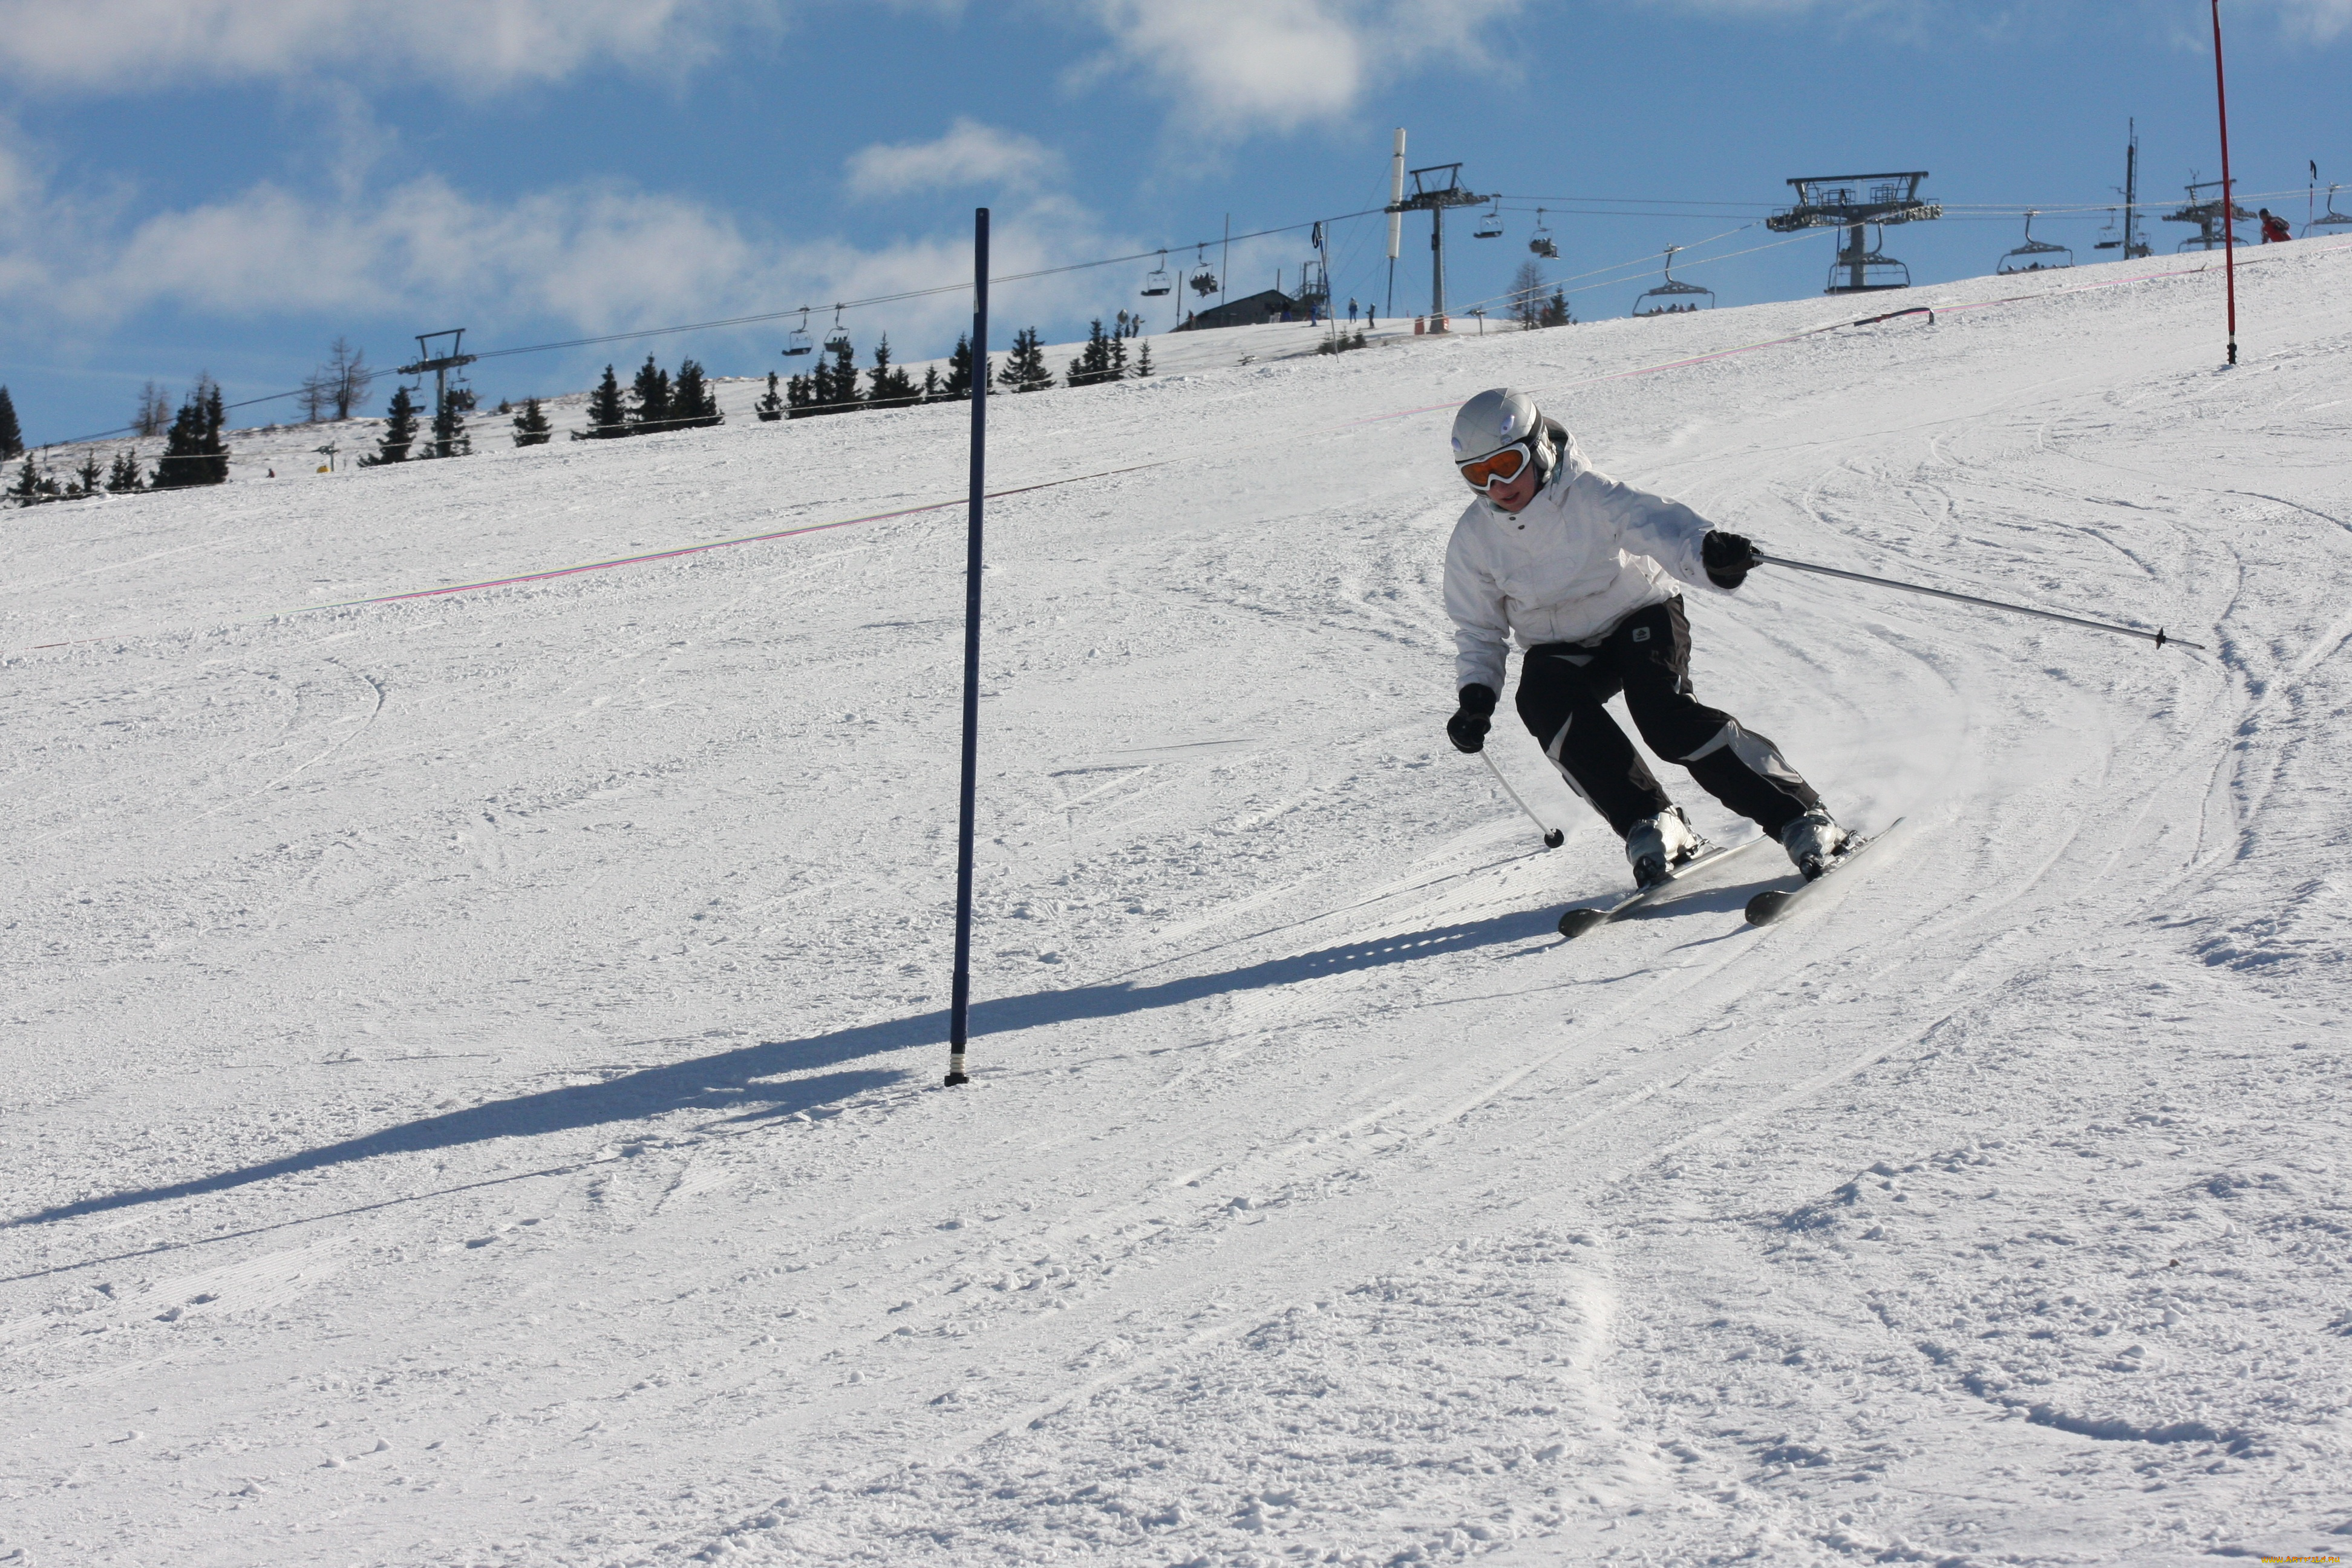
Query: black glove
[[1702, 530, 1762, 590], [1447, 684, 1498, 754]]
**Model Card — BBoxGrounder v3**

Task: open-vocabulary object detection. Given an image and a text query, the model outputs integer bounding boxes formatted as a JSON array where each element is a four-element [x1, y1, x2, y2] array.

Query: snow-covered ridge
[[4, 243, 2350, 1564]]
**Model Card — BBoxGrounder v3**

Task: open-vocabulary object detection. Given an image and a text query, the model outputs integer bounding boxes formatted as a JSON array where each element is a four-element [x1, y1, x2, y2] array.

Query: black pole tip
[[2155, 627, 2168, 649], [1543, 829, 1565, 848]]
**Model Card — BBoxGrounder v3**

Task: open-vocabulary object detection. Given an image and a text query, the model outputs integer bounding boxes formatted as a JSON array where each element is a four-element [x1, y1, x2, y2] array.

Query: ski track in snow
[[4, 250, 2350, 1566]]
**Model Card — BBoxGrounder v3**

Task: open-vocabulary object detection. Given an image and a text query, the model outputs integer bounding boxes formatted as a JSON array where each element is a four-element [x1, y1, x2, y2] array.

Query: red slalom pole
[[2212, 0, 2238, 365]]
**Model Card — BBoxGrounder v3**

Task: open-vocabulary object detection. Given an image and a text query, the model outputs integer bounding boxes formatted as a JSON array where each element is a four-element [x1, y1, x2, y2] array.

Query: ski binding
[[1744, 818, 1904, 926]]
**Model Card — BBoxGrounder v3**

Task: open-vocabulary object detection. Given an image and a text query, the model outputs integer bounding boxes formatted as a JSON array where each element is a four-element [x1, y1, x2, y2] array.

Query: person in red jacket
[[2260, 209, 2293, 244]]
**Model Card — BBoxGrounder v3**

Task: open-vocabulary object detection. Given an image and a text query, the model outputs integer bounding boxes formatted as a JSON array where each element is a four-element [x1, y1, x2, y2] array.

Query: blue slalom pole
[[947, 208, 988, 1088]]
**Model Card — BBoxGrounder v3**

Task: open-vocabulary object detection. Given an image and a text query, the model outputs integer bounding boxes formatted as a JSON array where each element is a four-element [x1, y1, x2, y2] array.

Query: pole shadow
[[8, 907, 1559, 1229]]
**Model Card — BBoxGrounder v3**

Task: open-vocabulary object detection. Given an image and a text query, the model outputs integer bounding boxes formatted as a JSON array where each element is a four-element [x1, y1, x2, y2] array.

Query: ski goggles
[[1457, 441, 1533, 491]]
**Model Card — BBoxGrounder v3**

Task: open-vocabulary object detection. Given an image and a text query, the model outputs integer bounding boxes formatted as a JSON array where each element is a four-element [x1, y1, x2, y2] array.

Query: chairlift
[[1632, 246, 1714, 318], [783, 309, 814, 357], [1473, 199, 1504, 240], [822, 306, 852, 354], [1528, 207, 1558, 260], [1187, 245, 1218, 298], [2092, 209, 2120, 250], [1824, 225, 1909, 293], [2307, 183, 2352, 238], [1141, 250, 1172, 297], [1997, 209, 2073, 274]]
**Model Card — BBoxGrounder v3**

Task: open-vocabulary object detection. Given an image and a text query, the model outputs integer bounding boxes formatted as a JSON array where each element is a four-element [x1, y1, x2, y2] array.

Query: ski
[[1557, 834, 1774, 939], [1743, 818, 1904, 926]]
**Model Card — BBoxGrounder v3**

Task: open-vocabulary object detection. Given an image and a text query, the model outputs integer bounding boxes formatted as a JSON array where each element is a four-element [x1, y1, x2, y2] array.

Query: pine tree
[[1539, 289, 1572, 328], [1067, 319, 1120, 388], [941, 333, 987, 399], [867, 336, 918, 408], [151, 377, 227, 488], [106, 449, 143, 492], [359, 384, 419, 466], [629, 354, 673, 434], [785, 371, 816, 418], [8, 455, 43, 503], [920, 366, 939, 403], [428, 380, 470, 459], [0, 385, 22, 458], [754, 371, 785, 422], [70, 450, 103, 496], [1134, 339, 1154, 377], [671, 358, 722, 428], [811, 339, 859, 414], [584, 364, 627, 439], [1000, 327, 1053, 393], [512, 396, 553, 447]]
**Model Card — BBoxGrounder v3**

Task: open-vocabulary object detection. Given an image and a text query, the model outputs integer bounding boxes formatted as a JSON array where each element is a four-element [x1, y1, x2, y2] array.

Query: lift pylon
[[1386, 162, 1487, 324], [1768, 171, 1941, 295]]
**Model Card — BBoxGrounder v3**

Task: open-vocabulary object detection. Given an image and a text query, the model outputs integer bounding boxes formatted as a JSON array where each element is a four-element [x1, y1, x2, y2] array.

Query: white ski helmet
[[1450, 387, 1544, 467]]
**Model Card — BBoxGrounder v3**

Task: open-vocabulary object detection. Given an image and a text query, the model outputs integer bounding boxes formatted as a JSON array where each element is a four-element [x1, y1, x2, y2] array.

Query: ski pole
[[1757, 551, 2206, 651], [1481, 749, 1566, 848]]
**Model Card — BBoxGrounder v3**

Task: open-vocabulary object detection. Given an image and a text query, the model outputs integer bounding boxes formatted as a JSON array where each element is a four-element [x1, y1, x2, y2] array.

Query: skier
[[1440, 387, 1851, 886], [2259, 209, 2293, 244]]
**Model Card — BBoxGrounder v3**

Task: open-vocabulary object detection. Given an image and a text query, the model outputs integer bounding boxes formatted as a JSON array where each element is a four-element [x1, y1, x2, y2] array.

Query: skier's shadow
[[8, 907, 1561, 1229]]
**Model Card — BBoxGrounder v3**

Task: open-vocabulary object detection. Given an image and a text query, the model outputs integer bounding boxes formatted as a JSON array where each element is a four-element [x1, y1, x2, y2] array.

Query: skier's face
[[1486, 465, 1539, 512]]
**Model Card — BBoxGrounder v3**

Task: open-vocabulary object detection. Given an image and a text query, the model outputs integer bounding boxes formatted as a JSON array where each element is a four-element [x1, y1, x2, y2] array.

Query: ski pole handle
[[1481, 749, 1565, 848], [1756, 551, 2206, 651]]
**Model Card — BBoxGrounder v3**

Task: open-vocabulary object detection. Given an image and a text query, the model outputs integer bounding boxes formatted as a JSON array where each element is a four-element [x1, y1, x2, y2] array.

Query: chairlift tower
[[397, 328, 476, 457], [2094, 119, 2153, 260], [2164, 177, 2253, 252], [1387, 162, 1488, 324], [1768, 171, 1941, 295]]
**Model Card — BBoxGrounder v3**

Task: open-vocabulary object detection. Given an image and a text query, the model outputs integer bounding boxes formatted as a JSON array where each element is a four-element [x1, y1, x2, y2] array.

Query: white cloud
[[0, 0, 783, 93], [1068, 0, 1530, 134], [2269, 0, 2352, 39], [844, 119, 1065, 197], [0, 140, 1141, 393]]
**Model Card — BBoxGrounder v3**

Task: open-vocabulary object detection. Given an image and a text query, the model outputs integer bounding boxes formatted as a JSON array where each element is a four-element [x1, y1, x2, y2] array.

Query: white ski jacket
[[1442, 425, 1722, 693]]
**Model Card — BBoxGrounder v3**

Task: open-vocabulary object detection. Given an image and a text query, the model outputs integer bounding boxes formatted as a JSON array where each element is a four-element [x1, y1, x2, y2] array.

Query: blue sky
[[1, 0, 2345, 446]]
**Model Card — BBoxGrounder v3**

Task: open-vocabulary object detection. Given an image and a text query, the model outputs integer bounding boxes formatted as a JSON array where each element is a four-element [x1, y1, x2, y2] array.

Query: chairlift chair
[[1187, 245, 1218, 298], [1473, 199, 1504, 240], [783, 309, 814, 357], [822, 306, 852, 354], [1824, 225, 1909, 293], [1528, 207, 1558, 260], [1141, 250, 1172, 297], [2092, 209, 2121, 251], [1997, 209, 2073, 273], [1632, 246, 1714, 318], [2307, 184, 2352, 238]]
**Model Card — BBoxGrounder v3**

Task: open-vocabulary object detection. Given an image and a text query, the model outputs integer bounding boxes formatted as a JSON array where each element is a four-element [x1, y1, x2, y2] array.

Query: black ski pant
[[1514, 597, 1819, 841]]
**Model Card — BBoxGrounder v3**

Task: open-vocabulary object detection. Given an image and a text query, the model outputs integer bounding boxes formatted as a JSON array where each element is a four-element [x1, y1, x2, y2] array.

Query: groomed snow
[[4, 244, 2350, 1566]]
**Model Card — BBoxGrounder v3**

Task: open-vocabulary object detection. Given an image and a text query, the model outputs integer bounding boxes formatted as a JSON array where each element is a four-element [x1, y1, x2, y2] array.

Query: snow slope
[[4, 244, 2350, 1567], [33, 314, 1379, 485]]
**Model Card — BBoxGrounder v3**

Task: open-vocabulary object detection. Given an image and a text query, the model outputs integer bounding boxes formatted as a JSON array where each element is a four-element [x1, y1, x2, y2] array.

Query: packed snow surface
[[4, 246, 2350, 1566]]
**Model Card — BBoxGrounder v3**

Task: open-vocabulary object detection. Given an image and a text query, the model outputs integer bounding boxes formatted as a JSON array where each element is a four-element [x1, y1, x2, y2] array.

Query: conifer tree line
[[782, 321, 1154, 418], [7, 321, 1163, 506], [570, 353, 725, 442]]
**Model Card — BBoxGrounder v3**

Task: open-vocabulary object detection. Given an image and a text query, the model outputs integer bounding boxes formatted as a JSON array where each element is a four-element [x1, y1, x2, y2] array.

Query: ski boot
[[1625, 805, 1702, 890], [1779, 805, 1852, 882]]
